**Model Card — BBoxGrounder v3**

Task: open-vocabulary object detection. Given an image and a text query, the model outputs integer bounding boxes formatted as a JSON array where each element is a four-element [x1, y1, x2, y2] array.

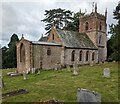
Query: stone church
[[16, 5, 107, 73]]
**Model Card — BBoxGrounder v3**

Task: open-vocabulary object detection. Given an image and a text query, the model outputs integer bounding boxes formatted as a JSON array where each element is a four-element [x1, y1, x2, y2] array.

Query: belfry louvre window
[[71, 50, 75, 61], [85, 22, 89, 31], [86, 51, 89, 61], [92, 52, 95, 61], [20, 43, 25, 63], [47, 48, 51, 56], [79, 50, 82, 61]]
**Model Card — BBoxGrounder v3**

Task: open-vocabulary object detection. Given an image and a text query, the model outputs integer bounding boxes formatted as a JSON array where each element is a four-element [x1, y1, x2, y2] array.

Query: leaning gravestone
[[103, 68, 110, 78], [77, 88, 101, 103]]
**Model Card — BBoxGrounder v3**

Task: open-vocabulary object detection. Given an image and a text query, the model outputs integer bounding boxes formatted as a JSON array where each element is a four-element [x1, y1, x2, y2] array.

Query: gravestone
[[104, 61, 108, 64], [31, 68, 35, 74], [77, 88, 101, 103], [26, 68, 31, 74], [0, 76, 5, 90], [90, 61, 93, 66], [73, 64, 79, 75], [113, 60, 116, 63], [37, 70, 41, 75], [67, 65, 71, 72], [55, 63, 61, 71], [23, 71, 27, 80], [103, 68, 110, 78]]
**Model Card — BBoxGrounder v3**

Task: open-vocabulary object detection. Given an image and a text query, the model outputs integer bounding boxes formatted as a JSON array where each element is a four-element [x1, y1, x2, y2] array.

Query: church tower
[[79, 3, 107, 62]]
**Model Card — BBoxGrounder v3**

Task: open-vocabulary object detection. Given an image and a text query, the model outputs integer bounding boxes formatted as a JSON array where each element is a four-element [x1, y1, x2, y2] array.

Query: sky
[[0, 0, 119, 47]]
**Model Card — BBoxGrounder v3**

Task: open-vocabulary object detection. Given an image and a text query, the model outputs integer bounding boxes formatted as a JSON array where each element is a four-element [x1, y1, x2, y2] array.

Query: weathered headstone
[[104, 61, 108, 64], [31, 68, 35, 74], [0, 76, 5, 90], [73, 64, 79, 75], [73, 69, 78, 75], [103, 68, 110, 78], [113, 60, 116, 63], [55, 63, 61, 71], [23, 71, 27, 80], [37, 70, 41, 75], [26, 68, 31, 74], [90, 61, 93, 66], [67, 65, 71, 72], [77, 88, 101, 103]]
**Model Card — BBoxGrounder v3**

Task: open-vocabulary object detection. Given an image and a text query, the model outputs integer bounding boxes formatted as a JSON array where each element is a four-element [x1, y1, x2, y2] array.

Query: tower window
[[47, 48, 51, 56], [99, 22, 102, 30], [85, 22, 89, 31], [86, 51, 89, 61], [79, 50, 82, 61], [71, 50, 75, 61], [92, 52, 95, 61]]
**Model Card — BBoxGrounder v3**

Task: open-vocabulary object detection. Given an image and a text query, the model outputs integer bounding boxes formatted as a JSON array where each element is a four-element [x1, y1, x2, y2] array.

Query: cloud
[[0, 0, 118, 47]]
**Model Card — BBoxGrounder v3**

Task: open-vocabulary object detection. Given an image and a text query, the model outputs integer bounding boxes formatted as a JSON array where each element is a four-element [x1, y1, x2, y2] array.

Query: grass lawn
[[2, 62, 119, 103]]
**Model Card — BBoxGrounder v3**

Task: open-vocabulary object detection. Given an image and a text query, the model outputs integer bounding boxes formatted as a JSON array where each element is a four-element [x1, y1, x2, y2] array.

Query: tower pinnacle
[[95, 3, 97, 13]]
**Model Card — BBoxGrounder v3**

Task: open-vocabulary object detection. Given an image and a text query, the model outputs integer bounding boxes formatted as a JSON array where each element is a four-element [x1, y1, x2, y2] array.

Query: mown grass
[[2, 62, 119, 103]]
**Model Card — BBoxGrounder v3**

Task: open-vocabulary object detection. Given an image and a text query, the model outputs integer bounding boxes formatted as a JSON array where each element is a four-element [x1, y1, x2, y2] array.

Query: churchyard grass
[[2, 62, 119, 103]]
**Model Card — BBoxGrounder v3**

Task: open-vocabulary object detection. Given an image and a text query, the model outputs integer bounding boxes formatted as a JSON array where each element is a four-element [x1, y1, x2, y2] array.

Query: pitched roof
[[39, 36, 48, 42], [56, 29, 97, 49]]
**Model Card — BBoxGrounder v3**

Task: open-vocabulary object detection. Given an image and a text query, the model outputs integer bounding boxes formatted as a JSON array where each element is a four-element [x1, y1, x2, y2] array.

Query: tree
[[66, 11, 85, 31], [108, 2, 120, 61], [42, 8, 85, 33], [41, 8, 73, 34], [1, 46, 8, 69], [2, 34, 19, 68]]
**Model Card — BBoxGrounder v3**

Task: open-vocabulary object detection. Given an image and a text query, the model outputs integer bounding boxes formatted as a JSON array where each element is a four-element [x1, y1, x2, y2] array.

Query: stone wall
[[16, 38, 32, 73], [32, 44, 62, 69], [64, 48, 98, 66]]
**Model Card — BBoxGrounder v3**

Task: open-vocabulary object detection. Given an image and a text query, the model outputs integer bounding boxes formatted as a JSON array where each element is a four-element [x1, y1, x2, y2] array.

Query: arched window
[[20, 43, 25, 63], [86, 51, 89, 61], [92, 52, 95, 61], [85, 22, 89, 31], [99, 22, 102, 30], [71, 50, 75, 61], [79, 50, 82, 61], [99, 35, 102, 44], [47, 48, 51, 56]]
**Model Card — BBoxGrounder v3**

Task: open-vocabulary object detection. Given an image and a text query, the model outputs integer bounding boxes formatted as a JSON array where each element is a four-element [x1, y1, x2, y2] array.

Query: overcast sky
[[0, 0, 119, 47]]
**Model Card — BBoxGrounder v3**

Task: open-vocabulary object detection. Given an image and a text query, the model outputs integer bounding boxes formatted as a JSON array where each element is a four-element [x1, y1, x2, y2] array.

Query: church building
[[16, 4, 107, 73]]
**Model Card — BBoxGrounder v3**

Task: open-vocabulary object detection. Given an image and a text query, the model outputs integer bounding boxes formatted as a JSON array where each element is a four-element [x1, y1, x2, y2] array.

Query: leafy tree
[[66, 11, 85, 31], [2, 34, 19, 68], [41, 8, 73, 34], [42, 8, 85, 33], [1, 46, 8, 69], [108, 2, 120, 61]]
